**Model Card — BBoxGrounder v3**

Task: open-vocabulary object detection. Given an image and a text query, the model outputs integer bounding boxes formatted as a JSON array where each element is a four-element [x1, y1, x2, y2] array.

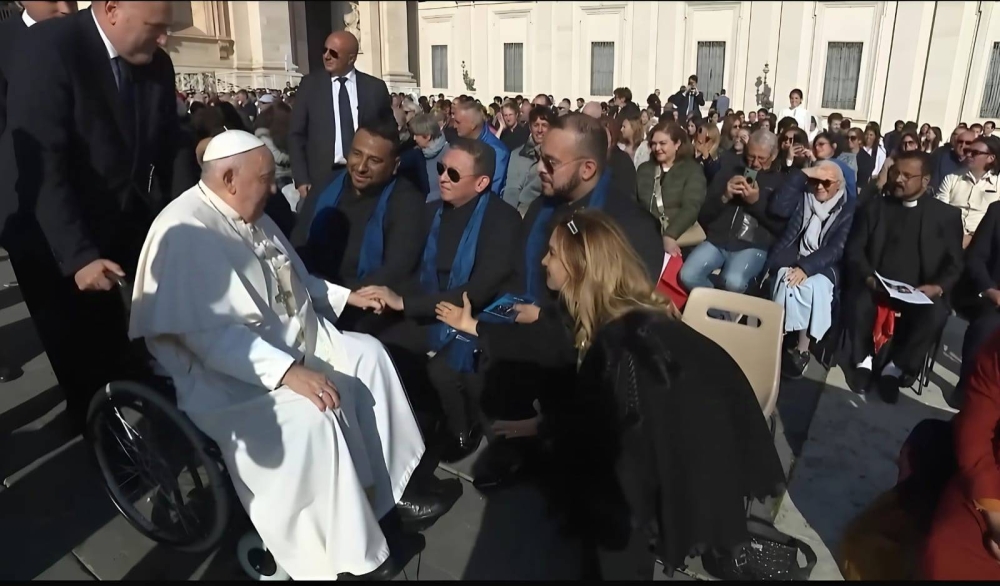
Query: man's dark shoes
[[0, 365, 23, 383], [877, 374, 901, 404], [441, 424, 483, 464], [337, 531, 425, 581], [781, 349, 810, 380], [396, 476, 462, 526]]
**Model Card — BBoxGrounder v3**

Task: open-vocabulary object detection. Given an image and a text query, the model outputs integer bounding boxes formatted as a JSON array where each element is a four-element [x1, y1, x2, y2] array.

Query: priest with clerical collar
[[128, 130, 461, 581], [843, 150, 963, 403], [515, 113, 663, 302], [359, 137, 521, 462], [296, 122, 427, 333]]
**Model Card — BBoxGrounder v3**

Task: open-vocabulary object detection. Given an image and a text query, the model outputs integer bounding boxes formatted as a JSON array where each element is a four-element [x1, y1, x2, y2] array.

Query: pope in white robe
[[127, 131, 426, 580]]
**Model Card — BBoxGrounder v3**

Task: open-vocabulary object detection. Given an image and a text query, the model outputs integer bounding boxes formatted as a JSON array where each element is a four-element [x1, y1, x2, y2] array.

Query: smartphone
[[743, 168, 759, 184]]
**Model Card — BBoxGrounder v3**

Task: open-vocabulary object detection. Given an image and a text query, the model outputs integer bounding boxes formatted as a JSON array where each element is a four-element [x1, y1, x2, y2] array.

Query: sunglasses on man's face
[[807, 178, 836, 189], [966, 149, 991, 158], [848, 134, 861, 141], [437, 162, 463, 183], [323, 48, 340, 59]]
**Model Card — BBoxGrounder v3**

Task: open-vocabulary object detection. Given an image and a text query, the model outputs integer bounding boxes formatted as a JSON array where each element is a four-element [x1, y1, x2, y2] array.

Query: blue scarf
[[421, 193, 491, 373], [523, 169, 612, 298], [306, 171, 397, 279]]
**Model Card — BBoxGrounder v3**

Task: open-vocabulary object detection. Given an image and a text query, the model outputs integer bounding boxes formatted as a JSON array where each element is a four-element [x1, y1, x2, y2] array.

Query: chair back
[[681, 288, 784, 419]]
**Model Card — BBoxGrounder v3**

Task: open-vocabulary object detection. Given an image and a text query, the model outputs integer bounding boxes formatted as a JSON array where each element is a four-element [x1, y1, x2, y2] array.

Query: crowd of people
[[3, 0, 1000, 582]]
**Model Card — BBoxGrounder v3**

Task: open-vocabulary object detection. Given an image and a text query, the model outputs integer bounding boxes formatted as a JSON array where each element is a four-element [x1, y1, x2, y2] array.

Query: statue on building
[[344, 1, 361, 42]]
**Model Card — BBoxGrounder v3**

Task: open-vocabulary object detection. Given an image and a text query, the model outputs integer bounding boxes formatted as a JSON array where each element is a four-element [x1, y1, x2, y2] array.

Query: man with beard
[[843, 150, 963, 403], [298, 123, 427, 334]]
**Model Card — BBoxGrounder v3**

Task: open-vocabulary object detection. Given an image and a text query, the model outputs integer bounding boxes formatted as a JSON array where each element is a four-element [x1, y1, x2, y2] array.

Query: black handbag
[[701, 518, 818, 581]]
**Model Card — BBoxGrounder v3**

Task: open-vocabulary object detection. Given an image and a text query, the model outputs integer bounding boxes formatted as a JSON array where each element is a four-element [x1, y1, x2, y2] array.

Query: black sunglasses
[[966, 149, 991, 158], [437, 162, 462, 183], [322, 48, 340, 59], [807, 178, 836, 189]]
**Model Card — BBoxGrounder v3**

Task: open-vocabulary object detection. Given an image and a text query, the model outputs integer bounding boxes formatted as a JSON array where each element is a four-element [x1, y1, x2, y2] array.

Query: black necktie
[[337, 77, 355, 161], [112, 56, 137, 143]]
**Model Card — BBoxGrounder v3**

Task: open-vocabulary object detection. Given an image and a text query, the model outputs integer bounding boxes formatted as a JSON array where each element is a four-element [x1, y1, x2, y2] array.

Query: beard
[[552, 173, 583, 201]]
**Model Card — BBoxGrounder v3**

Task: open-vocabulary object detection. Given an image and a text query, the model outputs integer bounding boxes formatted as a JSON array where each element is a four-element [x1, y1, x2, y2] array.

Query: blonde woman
[[619, 117, 645, 161], [435, 209, 785, 580], [694, 122, 723, 184]]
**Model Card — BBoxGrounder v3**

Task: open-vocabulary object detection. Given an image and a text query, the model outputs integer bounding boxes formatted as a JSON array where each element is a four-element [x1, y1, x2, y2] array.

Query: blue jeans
[[679, 241, 768, 293]]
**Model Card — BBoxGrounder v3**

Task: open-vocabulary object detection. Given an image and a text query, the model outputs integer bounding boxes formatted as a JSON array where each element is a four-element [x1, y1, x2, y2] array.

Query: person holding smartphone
[[679, 130, 788, 296]]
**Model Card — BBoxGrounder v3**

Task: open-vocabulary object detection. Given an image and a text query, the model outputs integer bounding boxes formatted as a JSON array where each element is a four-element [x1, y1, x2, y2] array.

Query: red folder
[[655, 253, 688, 311]]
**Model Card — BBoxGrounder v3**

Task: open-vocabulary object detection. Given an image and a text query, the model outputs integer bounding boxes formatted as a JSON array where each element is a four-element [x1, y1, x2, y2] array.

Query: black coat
[[0, 9, 190, 276], [855, 147, 875, 189], [288, 69, 394, 189], [481, 309, 785, 572], [955, 201, 1000, 313], [698, 161, 788, 252], [844, 194, 964, 294], [0, 11, 28, 138]]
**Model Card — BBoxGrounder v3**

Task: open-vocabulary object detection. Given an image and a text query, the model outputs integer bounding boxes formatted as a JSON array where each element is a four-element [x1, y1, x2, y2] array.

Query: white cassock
[[777, 106, 812, 135], [128, 181, 425, 580]]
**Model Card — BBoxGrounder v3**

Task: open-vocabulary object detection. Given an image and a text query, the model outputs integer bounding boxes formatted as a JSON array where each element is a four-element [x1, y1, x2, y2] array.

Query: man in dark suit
[[674, 75, 705, 120], [843, 150, 963, 403], [0, 1, 78, 384], [288, 30, 394, 240], [0, 1, 185, 430]]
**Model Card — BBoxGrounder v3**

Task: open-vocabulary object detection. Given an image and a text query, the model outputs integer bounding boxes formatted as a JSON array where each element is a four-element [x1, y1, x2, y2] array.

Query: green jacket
[[635, 157, 707, 239]]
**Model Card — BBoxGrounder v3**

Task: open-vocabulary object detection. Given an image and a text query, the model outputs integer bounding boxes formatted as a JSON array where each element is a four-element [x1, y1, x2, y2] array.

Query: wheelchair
[[85, 376, 290, 580]]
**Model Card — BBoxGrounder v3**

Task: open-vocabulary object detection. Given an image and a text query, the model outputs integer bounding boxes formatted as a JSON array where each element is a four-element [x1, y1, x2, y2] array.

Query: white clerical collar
[[199, 181, 245, 223], [902, 199, 918, 208], [22, 10, 37, 28], [91, 8, 119, 60]]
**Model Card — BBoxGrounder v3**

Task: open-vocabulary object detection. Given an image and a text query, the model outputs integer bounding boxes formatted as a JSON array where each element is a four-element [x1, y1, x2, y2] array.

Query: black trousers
[[426, 353, 489, 438], [844, 286, 951, 375], [8, 238, 149, 424]]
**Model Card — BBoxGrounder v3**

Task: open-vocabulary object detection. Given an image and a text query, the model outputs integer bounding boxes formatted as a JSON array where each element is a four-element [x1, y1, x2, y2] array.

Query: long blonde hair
[[550, 209, 681, 353]]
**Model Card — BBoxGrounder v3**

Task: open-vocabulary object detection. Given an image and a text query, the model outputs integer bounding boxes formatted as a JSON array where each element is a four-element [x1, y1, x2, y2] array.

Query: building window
[[431, 45, 448, 89], [980, 42, 1000, 117], [503, 43, 524, 93], [590, 42, 614, 97], [821, 42, 863, 110], [696, 41, 725, 100]]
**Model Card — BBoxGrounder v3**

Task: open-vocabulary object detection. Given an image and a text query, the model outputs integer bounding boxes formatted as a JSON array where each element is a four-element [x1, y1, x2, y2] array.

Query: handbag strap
[[651, 166, 669, 234]]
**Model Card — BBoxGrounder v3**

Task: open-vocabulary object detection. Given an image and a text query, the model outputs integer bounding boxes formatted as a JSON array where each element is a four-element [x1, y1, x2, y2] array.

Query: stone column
[[378, 0, 417, 92]]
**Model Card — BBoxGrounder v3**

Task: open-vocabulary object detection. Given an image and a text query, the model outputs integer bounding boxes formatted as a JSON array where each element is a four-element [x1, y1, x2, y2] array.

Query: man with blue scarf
[[452, 99, 510, 197], [513, 113, 663, 303], [298, 123, 427, 333], [359, 138, 520, 463]]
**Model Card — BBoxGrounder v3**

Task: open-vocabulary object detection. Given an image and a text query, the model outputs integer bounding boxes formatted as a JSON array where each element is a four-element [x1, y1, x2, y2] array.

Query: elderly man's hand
[[356, 285, 404, 312], [75, 259, 126, 292], [725, 176, 744, 202], [741, 180, 761, 204], [347, 292, 384, 314], [281, 364, 340, 411]]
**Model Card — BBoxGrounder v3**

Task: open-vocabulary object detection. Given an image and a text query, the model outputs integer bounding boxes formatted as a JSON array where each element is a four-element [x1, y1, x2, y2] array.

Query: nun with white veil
[[127, 130, 454, 580], [766, 161, 857, 379]]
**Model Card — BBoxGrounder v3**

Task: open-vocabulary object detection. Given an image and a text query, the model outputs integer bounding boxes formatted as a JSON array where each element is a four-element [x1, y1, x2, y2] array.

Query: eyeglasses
[[322, 48, 340, 59], [781, 135, 795, 143], [956, 139, 972, 146], [437, 162, 463, 183], [897, 172, 926, 183], [966, 149, 992, 158], [848, 135, 861, 141], [539, 155, 586, 174]]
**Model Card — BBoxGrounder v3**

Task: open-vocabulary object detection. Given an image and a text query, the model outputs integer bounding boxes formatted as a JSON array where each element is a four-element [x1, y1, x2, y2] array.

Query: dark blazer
[[288, 69, 393, 189], [958, 201, 1000, 305], [855, 148, 875, 190], [0, 11, 28, 137], [844, 194, 964, 295], [672, 90, 705, 120], [0, 9, 188, 276], [766, 170, 856, 287]]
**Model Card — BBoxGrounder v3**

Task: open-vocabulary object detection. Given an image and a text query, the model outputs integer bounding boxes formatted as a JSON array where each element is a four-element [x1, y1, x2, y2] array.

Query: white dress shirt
[[91, 9, 119, 61], [777, 106, 812, 134], [331, 69, 360, 165], [935, 170, 1000, 235], [22, 10, 36, 27]]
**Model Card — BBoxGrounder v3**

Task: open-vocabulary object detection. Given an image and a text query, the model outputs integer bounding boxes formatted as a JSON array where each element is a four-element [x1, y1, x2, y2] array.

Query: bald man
[[581, 101, 602, 119], [289, 30, 395, 235], [0, 1, 190, 429]]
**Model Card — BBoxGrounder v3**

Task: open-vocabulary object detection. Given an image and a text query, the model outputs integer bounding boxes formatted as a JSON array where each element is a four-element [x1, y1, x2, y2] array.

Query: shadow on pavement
[[0, 439, 118, 580], [783, 382, 953, 567], [0, 285, 23, 312], [0, 317, 45, 370]]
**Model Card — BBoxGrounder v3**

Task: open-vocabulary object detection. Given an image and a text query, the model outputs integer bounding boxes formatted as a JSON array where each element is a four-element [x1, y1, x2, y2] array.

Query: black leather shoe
[[0, 365, 23, 383], [338, 532, 425, 581], [877, 374, 901, 404], [396, 478, 461, 525], [441, 424, 483, 464]]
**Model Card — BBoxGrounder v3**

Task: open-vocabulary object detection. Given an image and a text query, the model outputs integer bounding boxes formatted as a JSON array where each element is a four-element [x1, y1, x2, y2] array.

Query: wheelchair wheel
[[86, 380, 231, 553]]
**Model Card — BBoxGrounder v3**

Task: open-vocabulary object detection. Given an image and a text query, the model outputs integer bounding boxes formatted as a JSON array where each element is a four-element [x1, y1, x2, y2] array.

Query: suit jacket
[[955, 201, 1000, 312], [288, 69, 393, 189], [0, 12, 28, 137], [856, 148, 875, 190], [0, 10, 189, 276], [672, 90, 705, 120], [844, 194, 964, 295]]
